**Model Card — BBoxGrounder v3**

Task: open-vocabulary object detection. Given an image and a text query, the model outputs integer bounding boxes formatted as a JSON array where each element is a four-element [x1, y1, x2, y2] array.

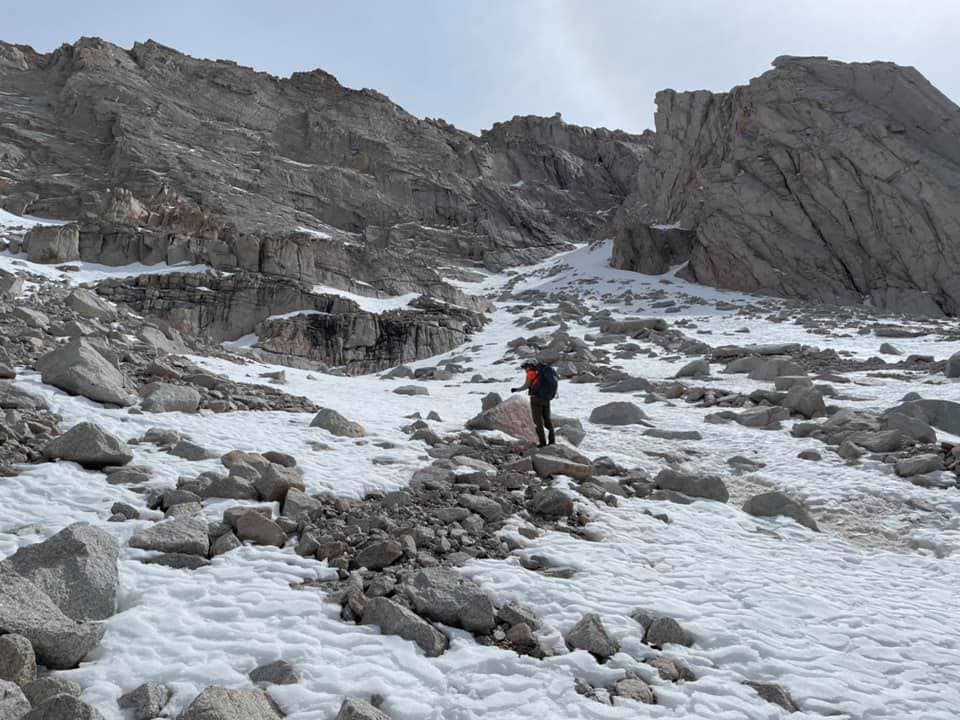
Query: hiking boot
[[548, 433, 556, 445]]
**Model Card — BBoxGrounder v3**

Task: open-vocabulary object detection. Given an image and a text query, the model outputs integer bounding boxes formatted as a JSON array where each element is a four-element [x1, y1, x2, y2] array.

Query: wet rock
[[129, 517, 210, 556], [178, 686, 284, 720], [361, 597, 448, 657], [249, 660, 300, 685], [23, 694, 106, 719], [403, 567, 496, 634], [393, 385, 428, 396], [743, 491, 819, 531], [797, 449, 821, 461], [654, 469, 728, 502], [589, 402, 648, 426], [310, 408, 366, 437], [564, 613, 620, 660], [118, 681, 171, 720], [6, 522, 119, 621], [282, 488, 322, 519], [43, 422, 133, 469], [0, 633, 35, 686], [36, 339, 133, 406]]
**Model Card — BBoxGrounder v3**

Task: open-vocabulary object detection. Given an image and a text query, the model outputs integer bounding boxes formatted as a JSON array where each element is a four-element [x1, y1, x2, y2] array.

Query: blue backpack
[[534, 363, 558, 400]]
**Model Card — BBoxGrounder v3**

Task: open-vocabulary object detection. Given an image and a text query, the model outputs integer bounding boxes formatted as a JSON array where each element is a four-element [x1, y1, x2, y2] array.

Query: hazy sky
[[3, 0, 958, 134]]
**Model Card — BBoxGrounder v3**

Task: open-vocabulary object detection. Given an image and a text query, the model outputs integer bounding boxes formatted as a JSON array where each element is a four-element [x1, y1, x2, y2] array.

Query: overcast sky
[[4, 0, 958, 134]]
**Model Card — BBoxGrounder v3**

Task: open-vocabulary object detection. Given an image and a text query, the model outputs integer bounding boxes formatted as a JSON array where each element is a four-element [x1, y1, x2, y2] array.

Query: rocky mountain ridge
[[612, 55, 960, 316]]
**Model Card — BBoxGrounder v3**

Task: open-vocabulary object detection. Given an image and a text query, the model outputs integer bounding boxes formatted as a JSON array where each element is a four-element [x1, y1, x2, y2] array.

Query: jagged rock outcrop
[[0, 37, 649, 274], [96, 270, 487, 372], [612, 56, 960, 316]]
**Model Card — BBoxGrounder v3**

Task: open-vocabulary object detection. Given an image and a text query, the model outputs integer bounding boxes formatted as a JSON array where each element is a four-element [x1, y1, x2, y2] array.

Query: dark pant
[[530, 397, 555, 446]]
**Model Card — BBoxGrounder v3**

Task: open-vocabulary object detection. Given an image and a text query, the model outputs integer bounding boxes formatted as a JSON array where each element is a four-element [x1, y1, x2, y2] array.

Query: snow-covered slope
[[2, 223, 959, 719]]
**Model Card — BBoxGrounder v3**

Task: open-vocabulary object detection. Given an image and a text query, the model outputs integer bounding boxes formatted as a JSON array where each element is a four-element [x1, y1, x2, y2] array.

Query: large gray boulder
[[465, 394, 537, 444], [177, 687, 284, 720], [129, 517, 210, 556], [140, 383, 201, 413], [655, 469, 729, 502], [36, 339, 133, 406], [403, 568, 496, 634], [782, 386, 825, 419], [614, 55, 960, 316], [22, 224, 79, 264], [884, 399, 960, 436], [310, 408, 365, 438], [0, 563, 105, 669], [589, 401, 648, 426], [742, 491, 819, 531], [6, 523, 119, 621], [43, 422, 133, 469], [361, 597, 448, 657]]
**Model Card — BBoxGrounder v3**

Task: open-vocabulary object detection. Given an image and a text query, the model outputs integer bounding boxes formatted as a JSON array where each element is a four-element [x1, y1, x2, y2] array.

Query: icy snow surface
[[311, 285, 421, 313], [2, 239, 960, 719]]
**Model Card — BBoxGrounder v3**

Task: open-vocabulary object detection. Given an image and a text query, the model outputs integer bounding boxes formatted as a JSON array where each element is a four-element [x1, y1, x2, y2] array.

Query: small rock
[[564, 613, 619, 660], [744, 681, 800, 712], [589, 402, 649, 426], [614, 677, 654, 703], [645, 616, 693, 648], [529, 488, 574, 519], [249, 659, 300, 685], [22, 693, 105, 719], [21, 677, 82, 707], [118, 681, 171, 720]]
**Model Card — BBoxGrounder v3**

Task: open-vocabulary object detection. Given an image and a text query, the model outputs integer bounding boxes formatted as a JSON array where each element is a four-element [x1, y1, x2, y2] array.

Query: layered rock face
[[0, 37, 649, 273], [612, 56, 960, 316], [96, 271, 486, 372]]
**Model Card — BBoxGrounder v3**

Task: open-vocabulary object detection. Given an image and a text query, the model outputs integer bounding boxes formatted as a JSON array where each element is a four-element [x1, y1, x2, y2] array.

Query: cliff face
[[612, 56, 960, 316], [0, 37, 650, 273]]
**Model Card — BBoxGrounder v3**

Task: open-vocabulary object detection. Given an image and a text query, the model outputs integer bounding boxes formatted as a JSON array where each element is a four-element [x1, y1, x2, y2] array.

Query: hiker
[[511, 361, 558, 447]]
